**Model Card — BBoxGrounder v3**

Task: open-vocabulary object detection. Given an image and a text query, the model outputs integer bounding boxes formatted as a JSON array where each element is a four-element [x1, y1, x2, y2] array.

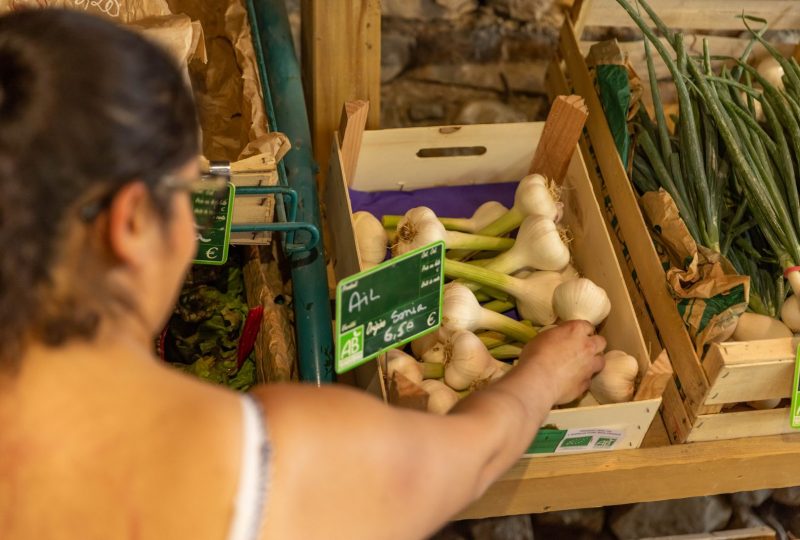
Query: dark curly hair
[[0, 9, 200, 364]]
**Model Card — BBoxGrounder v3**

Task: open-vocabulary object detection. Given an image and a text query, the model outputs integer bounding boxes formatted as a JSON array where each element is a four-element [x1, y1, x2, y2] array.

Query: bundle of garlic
[[382, 201, 508, 234], [442, 283, 537, 342]]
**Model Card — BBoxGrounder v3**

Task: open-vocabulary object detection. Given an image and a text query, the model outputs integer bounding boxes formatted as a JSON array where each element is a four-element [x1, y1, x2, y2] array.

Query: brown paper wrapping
[[640, 190, 749, 353]]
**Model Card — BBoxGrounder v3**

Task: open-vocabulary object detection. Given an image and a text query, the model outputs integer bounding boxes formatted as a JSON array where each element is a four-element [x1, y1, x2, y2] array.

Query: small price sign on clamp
[[335, 241, 445, 374], [791, 343, 800, 429], [192, 183, 235, 266]]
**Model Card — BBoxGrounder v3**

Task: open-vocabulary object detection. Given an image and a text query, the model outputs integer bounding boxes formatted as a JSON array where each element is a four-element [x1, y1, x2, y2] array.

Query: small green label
[[561, 436, 593, 448], [193, 183, 235, 266], [335, 241, 445, 374], [791, 343, 800, 429], [527, 429, 567, 454]]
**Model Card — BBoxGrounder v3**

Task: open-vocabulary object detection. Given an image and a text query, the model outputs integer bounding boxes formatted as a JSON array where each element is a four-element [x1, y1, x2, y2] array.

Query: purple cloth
[[348, 182, 518, 219]]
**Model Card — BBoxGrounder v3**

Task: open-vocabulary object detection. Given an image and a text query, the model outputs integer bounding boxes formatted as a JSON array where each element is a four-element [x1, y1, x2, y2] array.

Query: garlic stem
[[443, 283, 538, 342], [478, 309, 538, 343], [483, 216, 570, 274], [489, 344, 522, 360], [382, 201, 508, 233], [477, 331, 511, 349], [420, 361, 444, 379], [394, 207, 515, 255], [482, 299, 515, 313], [478, 174, 560, 237], [445, 259, 563, 325]]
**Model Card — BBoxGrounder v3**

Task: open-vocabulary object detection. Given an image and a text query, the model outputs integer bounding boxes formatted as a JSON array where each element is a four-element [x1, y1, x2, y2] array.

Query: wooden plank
[[703, 339, 799, 404], [459, 432, 800, 518], [324, 139, 361, 283], [337, 100, 370, 185], [529, 95, 588, 185], [641, 526, 775, 540], [302, 0, 380, 193], [580, 0, 800, 31], [660, 378, 693, 443], [547, 57, 665, 358], [687, 408, 793, 443], [635, 350, 672, 401], [705, 360, 794, 405], [559, 18, 710, 417], [352, 123, 544, 192]]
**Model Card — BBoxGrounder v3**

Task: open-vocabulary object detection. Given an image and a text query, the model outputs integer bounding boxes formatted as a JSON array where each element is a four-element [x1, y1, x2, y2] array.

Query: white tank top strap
[[227, 394, 271, 540]]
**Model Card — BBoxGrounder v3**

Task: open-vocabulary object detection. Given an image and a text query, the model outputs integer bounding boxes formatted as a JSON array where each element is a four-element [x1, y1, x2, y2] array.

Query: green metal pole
[[247, 0, 334, 384]]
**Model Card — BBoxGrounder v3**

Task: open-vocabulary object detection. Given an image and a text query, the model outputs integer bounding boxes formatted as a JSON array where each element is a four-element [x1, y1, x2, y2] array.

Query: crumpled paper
[[640, 189, 749, 354], [166, 0, 271, 162]]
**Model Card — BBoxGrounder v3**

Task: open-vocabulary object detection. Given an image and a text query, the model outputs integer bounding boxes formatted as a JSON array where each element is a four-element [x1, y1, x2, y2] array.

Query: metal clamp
[[230, 184, 320, 254]]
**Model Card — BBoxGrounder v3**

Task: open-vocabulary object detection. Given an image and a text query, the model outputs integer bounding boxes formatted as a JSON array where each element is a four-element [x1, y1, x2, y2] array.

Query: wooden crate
[[324, 119, 668, 455], [552, 1, 800, 443]]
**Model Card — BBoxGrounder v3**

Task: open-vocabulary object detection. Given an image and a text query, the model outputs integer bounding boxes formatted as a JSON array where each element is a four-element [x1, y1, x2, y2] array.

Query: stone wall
[[380, 0, 563, 127]]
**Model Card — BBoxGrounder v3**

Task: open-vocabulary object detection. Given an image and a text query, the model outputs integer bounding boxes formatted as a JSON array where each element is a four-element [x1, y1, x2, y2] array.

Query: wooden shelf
[[461, 425, 800, 519]]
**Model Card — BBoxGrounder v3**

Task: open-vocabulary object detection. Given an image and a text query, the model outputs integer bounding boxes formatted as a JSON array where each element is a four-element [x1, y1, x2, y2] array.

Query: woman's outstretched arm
[[251, 321, 605, 540]]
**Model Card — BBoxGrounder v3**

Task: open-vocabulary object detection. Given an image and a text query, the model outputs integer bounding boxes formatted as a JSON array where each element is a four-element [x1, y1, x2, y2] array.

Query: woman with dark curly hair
[[0, 9, 605, 540]]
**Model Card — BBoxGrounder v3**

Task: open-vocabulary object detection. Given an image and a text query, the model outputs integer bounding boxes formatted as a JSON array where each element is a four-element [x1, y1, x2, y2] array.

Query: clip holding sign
[[335, 241, 445, 374]]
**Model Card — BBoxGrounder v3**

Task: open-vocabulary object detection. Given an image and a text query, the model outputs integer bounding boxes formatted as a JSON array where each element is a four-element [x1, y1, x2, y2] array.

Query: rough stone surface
[[773, 487, 800, 507], [382, 0, 477, 20], [408, 102, 447, 122], [731, 490, 773, 509], [467, 515, 534, 540], [535, 508, 606, 534], [381, 32, 416, 83], [489, 0, 556, 22], [455, 100, 528, 124], [609, 497, 733, 539]]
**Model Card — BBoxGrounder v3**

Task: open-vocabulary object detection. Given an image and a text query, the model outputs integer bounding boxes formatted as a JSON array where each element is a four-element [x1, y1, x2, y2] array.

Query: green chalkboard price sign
[[193, 183, 235, 266], [335, 241, 445, 374]]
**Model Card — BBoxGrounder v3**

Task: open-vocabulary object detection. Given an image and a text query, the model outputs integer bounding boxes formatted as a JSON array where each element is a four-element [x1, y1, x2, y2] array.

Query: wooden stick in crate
[[337, 100, 370, 184], [529, 94, 588, 185]]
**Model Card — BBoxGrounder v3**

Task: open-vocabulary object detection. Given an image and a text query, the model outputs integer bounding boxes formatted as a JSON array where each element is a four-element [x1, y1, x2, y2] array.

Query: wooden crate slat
[[559, 18, 711, 417], [581, 0, 800, 31], [687, 407, 793, 442]]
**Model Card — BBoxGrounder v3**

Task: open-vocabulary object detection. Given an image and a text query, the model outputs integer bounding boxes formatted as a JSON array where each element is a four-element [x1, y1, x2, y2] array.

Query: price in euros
[[384, 320, 415, 343]]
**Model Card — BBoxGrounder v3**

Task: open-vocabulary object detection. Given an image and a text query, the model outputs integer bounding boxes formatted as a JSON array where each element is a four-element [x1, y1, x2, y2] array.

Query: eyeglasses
[[79, 173, 230, 228]]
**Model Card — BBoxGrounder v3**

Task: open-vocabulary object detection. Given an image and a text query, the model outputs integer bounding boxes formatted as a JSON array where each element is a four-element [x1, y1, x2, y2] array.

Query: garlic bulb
[[747, 398, 782, 410], [394, 206, 514, 256], [352, 211, 388, 269], [757, 55, 785, 91], [732, 312, 793, 341], [410, 330, 444, 358], [483, 216, 570, 274], [442, 283, 537, 343], [781, 294, 800, 333], [385, 349, 423, 386], [444, 259, 564, 325], [421, 379, 460, 414], [559, 264, 580, 280], [590, 350, 638, 404], [480, 174, 562, 236], [552, 278, 611, 326], [442, 331, 493, 390], [421, 341, 445, 364]]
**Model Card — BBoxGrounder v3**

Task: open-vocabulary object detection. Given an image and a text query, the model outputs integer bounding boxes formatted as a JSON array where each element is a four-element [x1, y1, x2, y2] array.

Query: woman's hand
[[519, 320, 606, 405]]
